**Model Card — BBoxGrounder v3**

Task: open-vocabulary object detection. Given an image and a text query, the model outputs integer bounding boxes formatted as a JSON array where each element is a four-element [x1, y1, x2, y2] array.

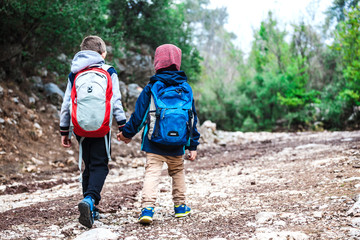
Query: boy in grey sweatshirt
[[60, 35, 126, 228]]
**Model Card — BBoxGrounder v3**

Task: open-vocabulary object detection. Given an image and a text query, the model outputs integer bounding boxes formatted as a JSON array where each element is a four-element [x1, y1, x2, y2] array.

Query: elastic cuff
[[60, 131, 69, 136], [117, 120, 126, 126], [188, 146, 197, 151], [117, 120, 126, 132], [122, 130, 132, 139], [60, 126, 70, 136]]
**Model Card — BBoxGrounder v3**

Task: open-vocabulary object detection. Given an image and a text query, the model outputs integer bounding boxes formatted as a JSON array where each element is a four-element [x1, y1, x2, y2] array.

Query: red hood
[[154, 44, 182, 71]]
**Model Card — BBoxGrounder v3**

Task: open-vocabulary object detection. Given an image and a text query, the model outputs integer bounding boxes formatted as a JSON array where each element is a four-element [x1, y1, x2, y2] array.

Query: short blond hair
[[80, 35, 106, 54]]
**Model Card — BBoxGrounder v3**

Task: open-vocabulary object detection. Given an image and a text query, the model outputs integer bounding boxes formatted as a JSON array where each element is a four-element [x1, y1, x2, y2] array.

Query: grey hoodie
[[60, 50, 126, 133]]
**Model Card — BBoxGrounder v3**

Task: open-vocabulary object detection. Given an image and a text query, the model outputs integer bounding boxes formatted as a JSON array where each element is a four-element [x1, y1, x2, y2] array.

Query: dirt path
[[2, 131, 360, 239]]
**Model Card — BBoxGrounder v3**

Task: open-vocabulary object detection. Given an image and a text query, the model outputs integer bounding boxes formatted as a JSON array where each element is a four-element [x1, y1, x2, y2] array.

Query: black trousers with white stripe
[[77, 134, 110, 205]]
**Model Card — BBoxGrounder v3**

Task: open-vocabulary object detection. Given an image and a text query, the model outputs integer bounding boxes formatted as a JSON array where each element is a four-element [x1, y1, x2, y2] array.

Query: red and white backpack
[[70, 64, 113, 138]]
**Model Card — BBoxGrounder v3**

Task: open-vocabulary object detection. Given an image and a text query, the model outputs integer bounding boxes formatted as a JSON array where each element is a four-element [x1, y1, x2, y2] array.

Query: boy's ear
[[101, 51, 107, 59]]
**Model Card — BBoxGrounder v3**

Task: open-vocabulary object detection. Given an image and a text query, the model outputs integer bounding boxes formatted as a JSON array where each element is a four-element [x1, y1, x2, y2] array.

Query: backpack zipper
[[162, 109, 167, 119]]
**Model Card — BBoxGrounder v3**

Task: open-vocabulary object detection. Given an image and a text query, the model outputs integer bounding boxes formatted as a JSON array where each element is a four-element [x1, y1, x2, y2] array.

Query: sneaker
[[78, 196, 95, 228], [93, 207, 100, 220], [174, 204, 191, 218], [138, 207, 155, 224]]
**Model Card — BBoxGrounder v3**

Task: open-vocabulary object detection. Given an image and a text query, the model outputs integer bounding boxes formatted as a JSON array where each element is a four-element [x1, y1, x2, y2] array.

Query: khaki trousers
[[141, 153, 186, 207]]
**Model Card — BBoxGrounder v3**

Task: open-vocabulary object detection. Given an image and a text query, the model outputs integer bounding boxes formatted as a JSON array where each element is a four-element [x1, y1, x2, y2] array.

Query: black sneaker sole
[[78, 201, 94, 228]]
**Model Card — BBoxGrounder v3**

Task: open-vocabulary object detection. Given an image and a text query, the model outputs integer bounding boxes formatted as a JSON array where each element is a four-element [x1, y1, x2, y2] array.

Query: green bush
[[107, 0, 201, 82], [0, 0, 121, 79]]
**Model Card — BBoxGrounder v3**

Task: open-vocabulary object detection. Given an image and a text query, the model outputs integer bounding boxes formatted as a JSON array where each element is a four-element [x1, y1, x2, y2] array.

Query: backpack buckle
[[188, 110, 193, 119], [155, 108, 161, 118]]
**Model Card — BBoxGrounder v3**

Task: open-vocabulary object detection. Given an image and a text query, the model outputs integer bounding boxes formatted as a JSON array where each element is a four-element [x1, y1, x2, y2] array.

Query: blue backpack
[[146, 80, 194, 146]]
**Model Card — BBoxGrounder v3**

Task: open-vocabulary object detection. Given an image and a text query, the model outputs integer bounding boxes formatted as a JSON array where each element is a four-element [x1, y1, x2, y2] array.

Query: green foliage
[[196, 65, 245, 131], [108, 0, 201, 82], [0, 0, 201, 82], [241, 116, 257, 132], [334, 6, 360, 92], [317, 83, 348, 129], [325, 0, 359, 24], [241, 12, 321, 130], [0, 0, 120, 78], [322, 5, 360, 128], [196, 11, 331, 131], [194, 5, 360, 132]]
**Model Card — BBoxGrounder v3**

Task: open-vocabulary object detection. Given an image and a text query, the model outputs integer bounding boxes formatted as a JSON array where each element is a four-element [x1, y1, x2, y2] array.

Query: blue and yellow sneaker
[[174, 204, 191, 218], [78, 196, 95, 228], [138, 207, 155, 224]]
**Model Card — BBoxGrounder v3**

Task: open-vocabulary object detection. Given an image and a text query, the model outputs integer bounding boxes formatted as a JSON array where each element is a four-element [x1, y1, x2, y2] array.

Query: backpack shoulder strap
[[100, 64, 110, 70], [69, 72, 76, 87], [150, 94, 156, 111], [101, 64, 117, 78]]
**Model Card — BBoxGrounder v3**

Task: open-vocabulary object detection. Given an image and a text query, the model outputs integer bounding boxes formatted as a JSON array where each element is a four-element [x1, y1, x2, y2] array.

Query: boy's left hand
[[187, 150, 197, 161], [117, 132, 132, 144], [61, 135, 72, 148]]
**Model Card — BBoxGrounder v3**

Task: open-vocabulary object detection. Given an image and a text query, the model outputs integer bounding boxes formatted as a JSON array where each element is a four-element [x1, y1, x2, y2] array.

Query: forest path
[[2, 131, 360, 240]]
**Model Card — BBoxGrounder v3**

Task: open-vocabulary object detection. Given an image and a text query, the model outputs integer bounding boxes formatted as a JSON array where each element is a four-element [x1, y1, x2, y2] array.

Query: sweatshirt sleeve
[[59, 76, 73, 136], [122, 84, 151, 139], [108, 68, 127, 131], [186, 99, 201, 151]]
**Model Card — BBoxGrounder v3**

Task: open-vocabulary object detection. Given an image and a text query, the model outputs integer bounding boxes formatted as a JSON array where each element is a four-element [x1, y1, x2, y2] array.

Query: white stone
[[274, 220, 287, 227], [349, 227, 360, 238], [201, 120, 217, 132], [169, 229, 182, 235], [295, 144, 327, 150], [57, 53, 67, 62], [313, 211, 323, 218], [344, 177, 360, 182], [319, 204, 328, 210], [29, 97, 36, 104], [74, 228, 118, 240], [12, 97, 19, 104], [31, 157, 44, 165], [255, 212, 277, 224], [209, 192, 227, 198], [347, 199, 360, 216], [131, 158, 145, 168], [66, 150, 74, 155], [352, 218, 360, 227], [254, 231, 309, 240], [124, 236, 139, 240]]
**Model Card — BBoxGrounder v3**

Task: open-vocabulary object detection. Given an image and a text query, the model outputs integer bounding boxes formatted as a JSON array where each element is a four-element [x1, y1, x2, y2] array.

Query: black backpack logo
[[87, 86, 93, 93]]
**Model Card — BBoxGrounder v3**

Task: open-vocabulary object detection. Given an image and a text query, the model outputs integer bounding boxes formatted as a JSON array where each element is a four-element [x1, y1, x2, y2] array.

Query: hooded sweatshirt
[[59, 50, 126, 135], [123, 44, 200, 155], [122, 70, 200, 156]]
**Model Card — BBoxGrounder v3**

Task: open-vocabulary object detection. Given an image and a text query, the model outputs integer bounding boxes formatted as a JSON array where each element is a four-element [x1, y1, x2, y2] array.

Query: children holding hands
[[60, 37, 199, 227]]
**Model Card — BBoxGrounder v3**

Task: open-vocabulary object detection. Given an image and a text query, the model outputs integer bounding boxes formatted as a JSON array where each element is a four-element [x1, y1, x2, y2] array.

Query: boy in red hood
[[118, 44, 200, 224]]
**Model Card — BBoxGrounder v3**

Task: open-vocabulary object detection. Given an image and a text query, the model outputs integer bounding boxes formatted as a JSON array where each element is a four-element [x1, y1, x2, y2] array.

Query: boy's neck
[[101, 51, 107, 59]]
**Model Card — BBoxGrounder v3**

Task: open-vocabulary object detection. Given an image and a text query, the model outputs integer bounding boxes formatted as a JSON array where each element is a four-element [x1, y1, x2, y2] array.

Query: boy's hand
[[187, 150, 197, 161], [117, 132, 132, 144], [61, 135, 72, 148]]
